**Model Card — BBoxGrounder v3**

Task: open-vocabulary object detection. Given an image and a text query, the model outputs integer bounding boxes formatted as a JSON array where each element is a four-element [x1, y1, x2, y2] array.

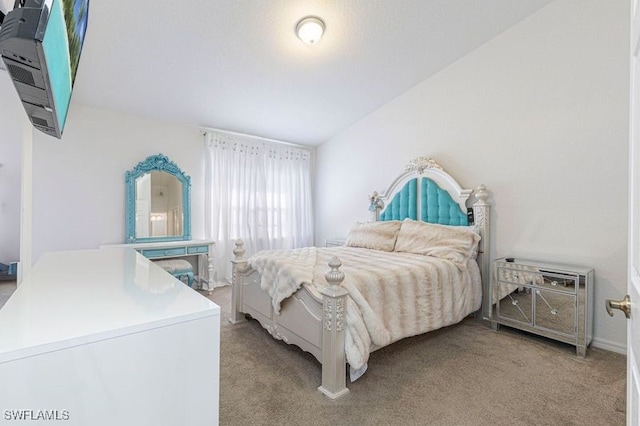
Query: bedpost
[[472, 185, 491, 322], [318, 257, 350, 400], [230, 239, 249, 325]]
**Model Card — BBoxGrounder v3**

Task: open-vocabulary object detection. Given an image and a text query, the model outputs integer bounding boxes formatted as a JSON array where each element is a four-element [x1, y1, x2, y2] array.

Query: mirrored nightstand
[[325, 237, 347, 247], [492, 257, 594, 356]]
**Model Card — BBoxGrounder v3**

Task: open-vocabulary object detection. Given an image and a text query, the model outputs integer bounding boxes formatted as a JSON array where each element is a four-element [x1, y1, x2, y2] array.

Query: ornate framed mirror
[[125, 154, 191, 243]]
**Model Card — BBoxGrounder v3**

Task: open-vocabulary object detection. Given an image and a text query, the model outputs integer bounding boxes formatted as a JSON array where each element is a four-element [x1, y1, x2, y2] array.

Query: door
[[628, 0, 640, 422]]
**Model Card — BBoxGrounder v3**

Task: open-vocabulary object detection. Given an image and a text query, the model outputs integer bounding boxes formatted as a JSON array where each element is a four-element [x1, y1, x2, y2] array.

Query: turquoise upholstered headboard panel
[[379, 177, 468, 226], [379, 178, 418, 221]]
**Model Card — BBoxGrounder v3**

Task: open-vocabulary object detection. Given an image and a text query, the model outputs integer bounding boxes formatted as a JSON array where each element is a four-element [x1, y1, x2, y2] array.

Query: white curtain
[[204, 130, 314, 284]]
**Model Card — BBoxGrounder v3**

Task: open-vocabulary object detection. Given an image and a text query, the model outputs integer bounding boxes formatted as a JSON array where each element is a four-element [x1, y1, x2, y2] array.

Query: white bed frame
[[230, 157, 491, 399]]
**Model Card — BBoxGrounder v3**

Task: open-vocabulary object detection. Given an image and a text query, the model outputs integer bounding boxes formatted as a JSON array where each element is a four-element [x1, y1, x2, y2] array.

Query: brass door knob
[[605, 295, 631, 319]]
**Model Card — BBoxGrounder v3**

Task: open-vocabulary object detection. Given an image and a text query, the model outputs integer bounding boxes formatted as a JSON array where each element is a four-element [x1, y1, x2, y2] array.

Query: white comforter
[[249, 246, 482, 377]]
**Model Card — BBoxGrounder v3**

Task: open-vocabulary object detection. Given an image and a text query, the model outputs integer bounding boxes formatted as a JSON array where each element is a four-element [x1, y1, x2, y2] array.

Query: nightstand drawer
[[536, 272, 577, 294], [496, 266, 538, 285], [142, 247, 187, 258], [496, 266, 576, 294]]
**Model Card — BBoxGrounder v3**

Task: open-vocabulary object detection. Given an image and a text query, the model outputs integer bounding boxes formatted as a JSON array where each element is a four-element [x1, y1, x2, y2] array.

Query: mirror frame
[[125, 153, 191, 243]]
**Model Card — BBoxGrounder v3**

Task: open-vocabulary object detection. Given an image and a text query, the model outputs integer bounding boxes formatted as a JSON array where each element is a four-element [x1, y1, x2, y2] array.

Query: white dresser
[[0, 248, 220, 425]]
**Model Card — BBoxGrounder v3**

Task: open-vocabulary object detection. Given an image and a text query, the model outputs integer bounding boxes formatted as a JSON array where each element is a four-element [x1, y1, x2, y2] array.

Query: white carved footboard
[[230, 240, 350, 399]]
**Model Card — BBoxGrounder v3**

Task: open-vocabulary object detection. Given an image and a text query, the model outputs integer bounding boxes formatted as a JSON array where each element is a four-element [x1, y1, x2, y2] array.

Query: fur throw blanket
[[249, 246, 482, 376], [250, 247, 317, 314]]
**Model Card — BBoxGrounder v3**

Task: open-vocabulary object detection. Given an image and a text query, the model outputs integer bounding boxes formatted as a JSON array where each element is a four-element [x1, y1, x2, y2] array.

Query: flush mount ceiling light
[[296, 16, 325, 45]]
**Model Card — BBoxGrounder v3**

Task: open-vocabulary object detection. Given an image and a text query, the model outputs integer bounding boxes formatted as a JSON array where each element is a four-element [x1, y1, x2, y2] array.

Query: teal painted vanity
[[105, 239, 215, 290], [103, 154, 216, 292]]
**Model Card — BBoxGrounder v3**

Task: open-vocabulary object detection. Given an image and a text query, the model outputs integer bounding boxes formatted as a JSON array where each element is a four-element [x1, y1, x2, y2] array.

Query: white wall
[[315, 0, 629, 352], [30, 104, 206, 263], [0, 73, 24, 263]]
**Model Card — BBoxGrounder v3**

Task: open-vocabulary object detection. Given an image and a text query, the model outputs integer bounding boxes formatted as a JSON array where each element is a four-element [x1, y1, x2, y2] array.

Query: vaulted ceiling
[[1, 0, 554, 146]]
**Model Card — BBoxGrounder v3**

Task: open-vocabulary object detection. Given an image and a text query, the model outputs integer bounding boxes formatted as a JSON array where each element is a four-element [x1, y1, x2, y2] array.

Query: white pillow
[[345, 221, 402, 252], [394, 219, 481, 268]]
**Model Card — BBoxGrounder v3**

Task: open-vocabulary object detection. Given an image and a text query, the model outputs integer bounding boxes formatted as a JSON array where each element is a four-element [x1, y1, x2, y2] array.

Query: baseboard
[[592, 337, 627, 355]]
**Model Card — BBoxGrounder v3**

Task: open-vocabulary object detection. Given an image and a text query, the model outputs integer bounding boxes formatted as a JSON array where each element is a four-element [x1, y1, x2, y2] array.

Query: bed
[[230, 157, 491, 399]]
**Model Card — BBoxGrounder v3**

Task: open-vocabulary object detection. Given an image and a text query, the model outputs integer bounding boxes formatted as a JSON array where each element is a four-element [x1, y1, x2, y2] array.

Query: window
[[204, 131, 313, 283]]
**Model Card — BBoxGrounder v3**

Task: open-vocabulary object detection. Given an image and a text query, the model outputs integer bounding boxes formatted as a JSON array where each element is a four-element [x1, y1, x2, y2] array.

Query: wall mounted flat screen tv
[[0, 0, 89, 139]]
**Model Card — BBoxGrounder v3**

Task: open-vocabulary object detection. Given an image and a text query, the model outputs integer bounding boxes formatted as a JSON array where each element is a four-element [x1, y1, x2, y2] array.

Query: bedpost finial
[[474, 184, 490, 205], [233, 239, 246, 260], [325, 257, 345, 286]]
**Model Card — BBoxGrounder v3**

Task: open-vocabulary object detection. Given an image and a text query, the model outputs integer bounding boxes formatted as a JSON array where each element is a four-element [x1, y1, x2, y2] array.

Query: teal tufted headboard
[[379, 177, 468, 226]]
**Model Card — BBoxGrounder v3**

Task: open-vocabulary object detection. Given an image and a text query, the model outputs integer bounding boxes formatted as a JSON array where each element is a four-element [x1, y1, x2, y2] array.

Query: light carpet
[[205, 286, 626, 426]]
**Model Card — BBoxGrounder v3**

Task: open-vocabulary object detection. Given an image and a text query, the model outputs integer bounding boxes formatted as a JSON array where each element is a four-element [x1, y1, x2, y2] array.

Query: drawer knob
[[551, 280, 558, 286]]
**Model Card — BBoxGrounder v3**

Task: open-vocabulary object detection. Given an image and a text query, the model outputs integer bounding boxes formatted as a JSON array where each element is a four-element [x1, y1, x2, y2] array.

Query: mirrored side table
[[492, 257, 594, 356], [325, 237, 347, 247]]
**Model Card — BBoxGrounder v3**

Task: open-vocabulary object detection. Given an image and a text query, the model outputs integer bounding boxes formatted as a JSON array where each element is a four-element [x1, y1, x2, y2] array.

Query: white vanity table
[[102, 239, 216, 291], [0, 248, 220, 425]]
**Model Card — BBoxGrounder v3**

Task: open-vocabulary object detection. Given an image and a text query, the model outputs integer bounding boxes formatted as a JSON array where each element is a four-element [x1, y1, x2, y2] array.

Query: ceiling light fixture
[[296, 16, 325, 45]]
